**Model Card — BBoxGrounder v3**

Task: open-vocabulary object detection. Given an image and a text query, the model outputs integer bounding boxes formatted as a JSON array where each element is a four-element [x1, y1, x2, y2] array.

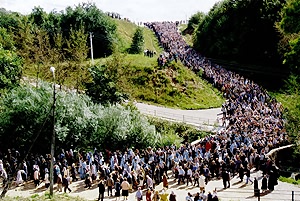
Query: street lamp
[[49, 66, 56, 196]]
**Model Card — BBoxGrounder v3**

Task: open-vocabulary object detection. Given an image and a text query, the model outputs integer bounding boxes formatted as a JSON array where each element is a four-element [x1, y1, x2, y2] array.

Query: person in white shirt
[[178, 166, 185, 185], [186, 168, 193, 186], [44, 168, 50, 189], [16, 169, 26, 186], [186, 192, 193, 201]]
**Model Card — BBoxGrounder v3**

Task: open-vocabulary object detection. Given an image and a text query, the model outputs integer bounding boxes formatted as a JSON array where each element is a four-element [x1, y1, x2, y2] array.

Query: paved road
[[135, 102, 222, 131], [7, 169, 300, 201]]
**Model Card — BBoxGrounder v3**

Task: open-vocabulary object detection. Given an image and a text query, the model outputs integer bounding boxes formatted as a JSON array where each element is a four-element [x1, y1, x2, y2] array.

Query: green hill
[[22, 19, 224, 109], [94, 54, 224, 109], [114, 19, 162, 53]]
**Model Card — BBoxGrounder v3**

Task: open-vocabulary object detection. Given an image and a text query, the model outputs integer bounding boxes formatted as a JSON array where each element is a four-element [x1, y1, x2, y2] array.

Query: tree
[[60, 3, 117, 58], [14, 16, 35, 66], [85, 50, 128, 104], [129, 27, 144, 54], [185, 12, 205, 34], [65, 26, 89, 91], [278, 0, 300, 89], [0, 27, 15, 51], [279, 0, 300, 34], [85, 64, 125, 104], [0, 8, 21, 32], [194, 0, 286, 68], [49, 32, 67, 89], [0, 47, 23, 90]]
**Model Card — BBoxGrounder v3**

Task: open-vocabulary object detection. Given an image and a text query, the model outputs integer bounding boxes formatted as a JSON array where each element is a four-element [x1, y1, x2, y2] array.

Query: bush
[[0, 82, 160, 153], [279, 176, 300, 185]]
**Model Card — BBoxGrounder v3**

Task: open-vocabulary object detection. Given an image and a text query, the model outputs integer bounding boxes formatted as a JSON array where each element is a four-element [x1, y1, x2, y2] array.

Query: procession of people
[[0, 21, 290, 200]]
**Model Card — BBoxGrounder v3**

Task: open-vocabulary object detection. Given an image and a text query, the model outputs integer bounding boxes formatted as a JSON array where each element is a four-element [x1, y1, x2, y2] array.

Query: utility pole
[[49, 66, 56, 197], [89, 32, 94, 65]]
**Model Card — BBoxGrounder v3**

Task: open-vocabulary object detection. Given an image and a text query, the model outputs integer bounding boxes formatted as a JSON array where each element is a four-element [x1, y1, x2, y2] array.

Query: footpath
[[6, 168, 300, 201]]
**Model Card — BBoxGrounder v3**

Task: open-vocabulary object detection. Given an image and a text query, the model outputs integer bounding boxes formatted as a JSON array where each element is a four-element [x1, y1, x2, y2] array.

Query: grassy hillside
[[95, 54, 224, 109], [114, 19, 162, 53], [179, 24, 193, 47], [22, 20, 224, 110]]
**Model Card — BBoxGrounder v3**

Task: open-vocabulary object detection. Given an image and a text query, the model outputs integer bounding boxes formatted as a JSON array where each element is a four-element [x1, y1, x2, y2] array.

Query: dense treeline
[[0, 3, 119, 92], [193, 0, 286, 79]]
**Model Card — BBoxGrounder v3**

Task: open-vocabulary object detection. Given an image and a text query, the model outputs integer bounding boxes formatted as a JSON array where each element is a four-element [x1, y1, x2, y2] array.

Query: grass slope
[[114, 19, 162, 53], [95, 54, 224, 109], [179, 24, 193, 47], [22, 19, 224, 110]]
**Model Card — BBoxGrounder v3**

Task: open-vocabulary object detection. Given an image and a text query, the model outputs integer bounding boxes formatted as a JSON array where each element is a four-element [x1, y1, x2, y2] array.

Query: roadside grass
[[279, 176, 300, 185], [148, 116, 213, 144], [2, 193, 87, 201]]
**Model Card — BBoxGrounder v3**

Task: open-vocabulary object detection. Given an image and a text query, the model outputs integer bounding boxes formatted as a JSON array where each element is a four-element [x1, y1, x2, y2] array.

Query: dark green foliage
[[85, 64, 126, 104], [26, 3, 117, 58], [185, 12, 205, 34], [279, 0, 300, 34], [85, 52, 128, 104], [0, 8, 21, 32], [129, 27, 144, 54], [194, 0, 286, 68], [60, 3, 117, 58], [278, 0, 300, 87], [0, 27, 15, 51], [0, 47, 23, 90]]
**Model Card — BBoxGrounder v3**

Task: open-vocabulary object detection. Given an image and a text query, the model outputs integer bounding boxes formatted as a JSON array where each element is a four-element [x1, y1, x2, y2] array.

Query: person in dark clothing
[[98, 180, 105, 201], [222, 170, 230, 189], [63, 175, 71, 193], [194, 192, 200, 201], [207, 192, 213, 201], [254, 177, 260, 196], [261, 175, 268, 192], [71, 163, 78, 182], [268, 170, 275, 191], [238, 165, 244, 182], [245, 166, 253, 184], [115, 179, 121, 197]]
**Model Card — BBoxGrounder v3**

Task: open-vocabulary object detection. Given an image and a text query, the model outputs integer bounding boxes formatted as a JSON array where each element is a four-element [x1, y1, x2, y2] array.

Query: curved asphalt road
[[135, 102, 222, 131]]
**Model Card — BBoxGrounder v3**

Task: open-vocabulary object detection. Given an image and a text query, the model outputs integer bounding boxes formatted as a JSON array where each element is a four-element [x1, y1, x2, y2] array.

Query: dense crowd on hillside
[[0, 22, 290, 201]]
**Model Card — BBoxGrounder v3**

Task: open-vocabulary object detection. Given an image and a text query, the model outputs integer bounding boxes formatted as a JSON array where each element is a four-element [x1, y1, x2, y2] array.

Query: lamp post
[[49, 66, 56, 196]]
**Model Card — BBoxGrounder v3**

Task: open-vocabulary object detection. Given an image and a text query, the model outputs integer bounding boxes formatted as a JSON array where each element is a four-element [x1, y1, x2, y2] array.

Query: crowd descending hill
[[146, 21, 289, 151], [0, 22, 293, 201]]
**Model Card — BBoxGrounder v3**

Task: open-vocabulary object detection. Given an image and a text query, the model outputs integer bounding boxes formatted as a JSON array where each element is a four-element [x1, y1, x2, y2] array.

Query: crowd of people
[[0, 22, 291, 201]]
